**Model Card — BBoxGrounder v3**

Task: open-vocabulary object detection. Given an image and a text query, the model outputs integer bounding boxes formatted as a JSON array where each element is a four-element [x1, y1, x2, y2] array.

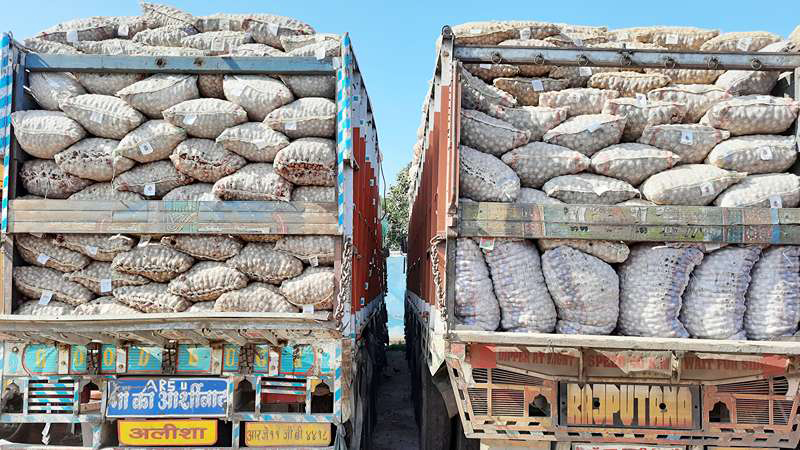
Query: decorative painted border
[[336, 34, 353, 236], [0, 33, 12, 234]]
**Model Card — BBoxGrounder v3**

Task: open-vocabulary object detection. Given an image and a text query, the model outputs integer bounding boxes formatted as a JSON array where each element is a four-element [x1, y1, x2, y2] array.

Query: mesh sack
[[241, 235, 282, 243], [700, 31, 781, 52], [15, 300, 75, 316], [680, 246, 762, 340], [163, 98, 248, 139], [461, 67, 517, 113], [459, 145, 520, 202], [705, 135, 797, 174], [286, 40, 340, 58], [170, 139, 247, 183], [135, 45, 208, 57], [714, 174, 800, 208], [112, 160, 194, 198], [216, 123, 289, 162], [601, 98, 687, 141], [715, 70, 780, 97], [69, 182, 143, 201], [13, 266, 94, 306], [643, 68, 723, 85], [454, 238, 500, 331], [140, 2, 196, 29], [482, 239, 556, 332], [278, 75, 336, 99], [700, 95, 800, 136], [275, 235, 336, 266], [161, 235, 242, 261], [20, 159, 92, 199], [590, 143, 681, 186], [516, 188, 563, 204], [617, 244, 702, 337], [463, 64, 520, 82], [132, 25, 197, 47], [65, 261, 149, 295], [214, 282, 298, 312], [23, 38, 83, 55], [114, 283, 191, 313], [541, 245, 619, 335], [451, 21, 560, 45], [493, 77, 570, 106], [640, 164, 746, 206], [273, 138, 336, 186], [538, 88, 620, 117], [212, 163, 293, 201], [629, 26, 719, 50], [638, 124, 730, 164], [242, 15, 315, 49], [17, 233, 90, 273], [55, 138, 135, 181], [59, 94, 145, 139], [460, 109, 529, 156], [53, 233, 135, 262], [486, 105, 568, 142], [232, 43, 286, 56], [116, 74, 200, 119], [543, 174, 639, 204], [263, 97, 336, 139], [28, 72, 86, 111], [167, 261, 248, 302], [226, 242, 303, 283], [73, 39, 152, 55], [291, 186, 335, 202], [222, 75, 294, 122], [198, 75, 225, 98], [185, 302, 214, 312], [111, 244, 194, 282], [75, 73, 145, 96], [35, 17, 116, 44], [161, 183, 217, 201], [588, 72, 670, 96], [280, 34, 339, 52], [542, 114, 626, 157], [544, 32, 609, 47], [279, 266, 335, 309], [10, 111, 86, 159], [196, 13, 262, 32], [73, 297, 140, 315], [548, 66, 640, 89], [647, 84, 731, 123], [744, 246, 800, 340], [537, 239, 630, 264], [116, 120, 187, 163], [501, 142, 590, 189]]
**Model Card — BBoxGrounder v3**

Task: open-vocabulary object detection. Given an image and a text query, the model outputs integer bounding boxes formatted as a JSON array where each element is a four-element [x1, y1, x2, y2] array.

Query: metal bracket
[[161, 342, 178, 375]]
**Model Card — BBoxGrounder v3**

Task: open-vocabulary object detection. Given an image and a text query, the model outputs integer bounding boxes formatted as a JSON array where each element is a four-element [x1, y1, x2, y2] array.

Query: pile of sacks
[[12, 233, 337, 316], [455, 237, 800, 341], [12, 2, 339, 203]]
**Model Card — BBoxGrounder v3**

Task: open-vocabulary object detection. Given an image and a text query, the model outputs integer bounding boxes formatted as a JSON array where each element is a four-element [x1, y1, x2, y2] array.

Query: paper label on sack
[[618, 32, 630, 40], [183, 115, 197, 125], [90, 111, 104, 123], [100, 279, 113, 293], [143, 183, 156, 197], [309, 255, 319, 267], [769, 195, 783, 209], [211, 39, 225, 52], [469, 28, 482, 35], [85, 245, 98, 256], [519, 27, 532, 40], [737, 37, 753, 51], [38, 290, 54, 305], [680, 131, 694, 145], [531, 79, 545, 91], [218, 18, 230, 30], [574, 38, 584, 47], [699, 182, 715, 197], [302, 304, 315, 314], [139, 142, 154, 155], [66, 30, 79, 43], [635, 93, 648, 107], [314, 45, 327, 60], [479, 64, 491, 69], [578, 66, 593, 77], [285, 121, 297, 131], [479, 237, 495, 250], [665, 34, 679, 45], [118, 24, 129, 37], [138, 236, 151, 247], [586, 121, 602, 133], [36, 253, 50, 265], [758, 146, 773, 160]]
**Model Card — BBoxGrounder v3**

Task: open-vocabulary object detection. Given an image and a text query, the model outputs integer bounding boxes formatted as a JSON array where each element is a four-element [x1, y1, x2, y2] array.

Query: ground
[[371, 349, 420, 450]]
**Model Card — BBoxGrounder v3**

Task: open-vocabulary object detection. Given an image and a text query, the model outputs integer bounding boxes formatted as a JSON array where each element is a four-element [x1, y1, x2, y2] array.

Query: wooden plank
[[217, 330, 248, 346], [1, 237, 12, 315], [10, 199, 338, 213], [10, 210, 337, 224], [9, 222, 340, 235], [125, 331, 167, 347]]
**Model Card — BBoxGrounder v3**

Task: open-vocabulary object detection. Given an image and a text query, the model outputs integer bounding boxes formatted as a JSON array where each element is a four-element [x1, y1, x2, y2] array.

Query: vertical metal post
[[0, 33, 13, 234]]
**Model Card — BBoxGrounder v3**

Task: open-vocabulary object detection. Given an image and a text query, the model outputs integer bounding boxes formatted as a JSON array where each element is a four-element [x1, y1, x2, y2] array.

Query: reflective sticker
[[39, 290, 53, 305]]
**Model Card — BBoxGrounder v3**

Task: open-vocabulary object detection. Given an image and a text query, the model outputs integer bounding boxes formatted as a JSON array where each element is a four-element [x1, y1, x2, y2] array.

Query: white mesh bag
[[541, 245, 619, 335], [197, 75, 224, 99], [493, 77, 570, 106], [538, 88, 620, 117], [264, 97, 336, 139], [279, 75, 336, 99], [481, 239, 556, 332], [167, 261, 248, 302], [53, 233, 135, 262], [279, 34, 339, 52], [132, 25, 197, 47], [275, 235, 336, 266], [714, 174, 800, 208], [286, 40, 340, 58], [744, 246, 800, 340], [459, 145, 520, 202], [73, 297, 140, 316], [292, 186, 335, 202], [700, 95, 800, 136], [537, 239, 630, 264], [639, 124, 730, 164], [543, 174, 639, 204], [452, 21, 560, 45], [116, 74, 200, 119], [214, 282, 298, 313], [13, 266, 94, 306], [643, 68, 723, 85], [242, 15, 315, 49], [55, 138, 135, 181], [140, 2, 196, 29], [226, 242, 303, 283], [181, 31, 253, 55], [75, 73, 145, 96], [273, 138, 336, 186], [114, 283, 191, 313], [617, 244, 702, 338], [35, 17, 116, 44], [112, 160, 194, 198], [216, 123, 289, 163], [588, 72, 670, 96], [28, 72, 86, 111], [590, 143, 681, 186], [59, 94, 145, 139], [705, 135, 797, 174], [212, 163, 293, 201], [65, 261, 149, 295], [116, 120, 187, 163], [163, 98, 248, 139], [543, 114, 626, 156], [487, 105, 568, 141], [516, 188, 563, 204], [170, 139, 247, 183], [462, 63, 520, 82], [640, 165, 746, 206], [232, 43, 285, 57], [20, 159, 92, 199], [460, 109, 529, 156], [161, 183, 217, 201], [279, 266, 335, 310], [223, 75, 295, 122], [17, 233, 90, 273], [647, 84, 731, 123], [680, 246, 762, 340], [161, 235, 243, 261], [16, 300, 75, 316], [461, 67, 517, 113], [601, 98, 687, 141], [501, 142, 590, 189], [10, 111, 86, 159], [111, 244, 194, 282], [74, 39, 152, 56], [23, 38, 83, 55], [454, 238, 500, 331], [700, 31, 781, 52], [715, 70, 780, 96], [68, 183, 143, 201], [628, 26, 719, 50], [184, 302, 215, 312], [196, 13, 291, 33]]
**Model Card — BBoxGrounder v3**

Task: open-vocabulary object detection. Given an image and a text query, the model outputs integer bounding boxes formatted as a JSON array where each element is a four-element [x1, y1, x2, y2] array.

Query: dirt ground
[[371, 349, 420, 450]]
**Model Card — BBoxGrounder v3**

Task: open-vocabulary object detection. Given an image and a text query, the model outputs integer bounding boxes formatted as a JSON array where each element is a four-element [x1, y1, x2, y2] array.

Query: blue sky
[[3, 0, 799, 188]]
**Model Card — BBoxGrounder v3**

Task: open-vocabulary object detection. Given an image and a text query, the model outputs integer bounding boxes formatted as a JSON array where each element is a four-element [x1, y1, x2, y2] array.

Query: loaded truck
[[0, 6, 386, 449], [407, 22, 800, 450]]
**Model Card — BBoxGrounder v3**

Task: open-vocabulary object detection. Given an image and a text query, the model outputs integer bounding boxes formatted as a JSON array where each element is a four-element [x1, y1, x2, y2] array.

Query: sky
[[3, 0, 799, 189]]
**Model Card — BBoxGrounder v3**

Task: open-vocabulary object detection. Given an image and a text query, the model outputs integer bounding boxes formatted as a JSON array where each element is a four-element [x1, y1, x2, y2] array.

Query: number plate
[[118, 419, 217, 446], [106, 378, 228, 417], [244, 422, 332, 447]]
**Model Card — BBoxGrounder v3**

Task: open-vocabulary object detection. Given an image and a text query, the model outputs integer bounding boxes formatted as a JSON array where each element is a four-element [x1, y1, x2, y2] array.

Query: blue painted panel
[[70, 346, 87, 373], [252, 345, 270, 373], [279, 346, 314, 376], [106, 377, 228, 417], [23, 344, 58, 374], [100, 345, 116, 373], [222, 345, 239, 372], [126, 347, 162, 372], [177, 345, 212, 373]]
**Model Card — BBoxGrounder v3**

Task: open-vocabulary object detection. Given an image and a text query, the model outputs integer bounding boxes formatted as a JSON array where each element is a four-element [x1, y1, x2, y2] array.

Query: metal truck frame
[[406, 26, 800, 450], [0, 32, 387, 449]]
